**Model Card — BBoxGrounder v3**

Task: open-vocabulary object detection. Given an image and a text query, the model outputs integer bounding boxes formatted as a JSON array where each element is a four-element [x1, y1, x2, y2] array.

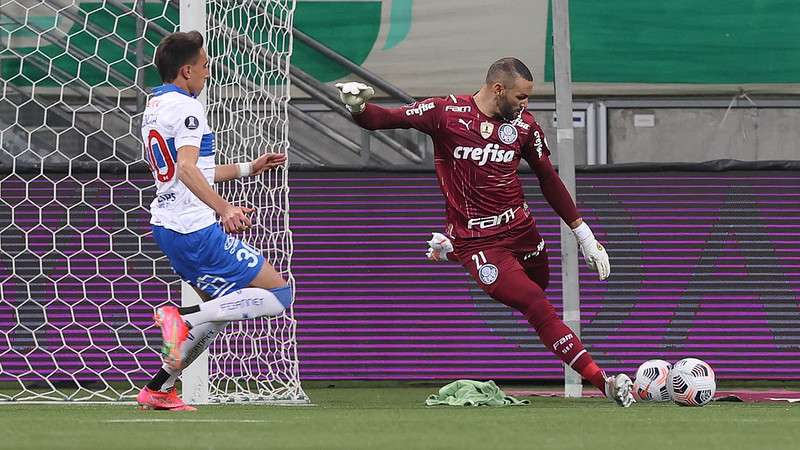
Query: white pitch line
[[103, 419, 270, 423], [768, 398, 800, 403]]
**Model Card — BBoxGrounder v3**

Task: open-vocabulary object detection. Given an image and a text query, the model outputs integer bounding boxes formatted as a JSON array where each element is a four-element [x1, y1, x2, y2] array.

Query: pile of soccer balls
[[633, 358, 716, 406]]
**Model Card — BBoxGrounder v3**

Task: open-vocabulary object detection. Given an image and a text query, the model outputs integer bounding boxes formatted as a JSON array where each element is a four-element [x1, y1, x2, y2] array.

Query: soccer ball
[[667, 358, 716, 406], [633, 359, 672, 402]]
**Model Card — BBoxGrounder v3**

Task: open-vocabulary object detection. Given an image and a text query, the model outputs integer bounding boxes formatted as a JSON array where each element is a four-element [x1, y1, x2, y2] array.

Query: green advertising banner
[[544, 0, 800, 84], [302, 0, 800, 96], [297, 0, 549, 97], [3, 1, 799, 96]]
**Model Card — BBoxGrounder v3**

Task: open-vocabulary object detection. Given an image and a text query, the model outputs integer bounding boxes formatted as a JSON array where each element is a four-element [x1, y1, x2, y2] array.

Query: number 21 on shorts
[[471, 251, 488, 269], [472, 251, 499, 285]]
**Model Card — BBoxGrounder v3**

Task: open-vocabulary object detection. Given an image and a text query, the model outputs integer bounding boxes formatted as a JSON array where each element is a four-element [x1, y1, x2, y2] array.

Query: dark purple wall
[[1, 170, 798, 383], [290, 171, 800, 380]]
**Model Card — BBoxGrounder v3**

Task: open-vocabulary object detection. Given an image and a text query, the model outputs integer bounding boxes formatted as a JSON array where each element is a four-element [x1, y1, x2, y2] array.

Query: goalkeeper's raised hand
[[426, 232, 453, 262], [572, 222, 611, 280], [335, 82, 374, 114]]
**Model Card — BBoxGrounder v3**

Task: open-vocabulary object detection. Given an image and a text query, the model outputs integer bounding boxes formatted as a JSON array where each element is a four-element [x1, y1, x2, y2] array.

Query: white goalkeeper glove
[[335, 81, 375, 114], [572, 222, 611, 280], [426, 232, 453, 262]]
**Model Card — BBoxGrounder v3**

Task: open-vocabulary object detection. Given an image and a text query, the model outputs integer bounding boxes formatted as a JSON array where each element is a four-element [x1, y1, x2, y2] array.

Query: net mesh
[[0, 0, 304, 403], [205, 0, 302, 403]]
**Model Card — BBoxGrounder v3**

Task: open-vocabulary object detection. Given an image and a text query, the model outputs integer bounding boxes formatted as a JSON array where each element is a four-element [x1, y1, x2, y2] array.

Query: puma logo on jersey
[[457, 118, 472, 131], [453, 143, 515, 166]]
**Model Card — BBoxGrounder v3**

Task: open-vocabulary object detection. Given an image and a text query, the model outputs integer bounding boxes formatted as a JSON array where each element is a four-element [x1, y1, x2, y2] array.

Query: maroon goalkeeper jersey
[[354, 94, 579, 239]]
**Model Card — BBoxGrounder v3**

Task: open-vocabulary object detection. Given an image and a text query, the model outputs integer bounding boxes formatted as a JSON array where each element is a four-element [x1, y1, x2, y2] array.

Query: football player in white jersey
[[137, 31, 291, 410]]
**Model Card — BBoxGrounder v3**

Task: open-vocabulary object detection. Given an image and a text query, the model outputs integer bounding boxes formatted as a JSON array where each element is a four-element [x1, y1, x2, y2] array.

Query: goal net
[[0, 0, 305, 403]]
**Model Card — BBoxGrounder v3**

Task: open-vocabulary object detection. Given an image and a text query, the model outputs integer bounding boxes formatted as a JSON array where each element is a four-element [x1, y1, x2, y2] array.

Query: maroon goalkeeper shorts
[[452, 223, 550, 294]]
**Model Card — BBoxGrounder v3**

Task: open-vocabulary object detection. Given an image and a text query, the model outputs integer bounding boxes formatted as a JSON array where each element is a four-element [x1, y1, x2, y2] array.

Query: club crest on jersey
[[478, 264, 499, 284], [480, 121, 494, 139], [185, 116, 199, 130], [498, 123, 518, 144]]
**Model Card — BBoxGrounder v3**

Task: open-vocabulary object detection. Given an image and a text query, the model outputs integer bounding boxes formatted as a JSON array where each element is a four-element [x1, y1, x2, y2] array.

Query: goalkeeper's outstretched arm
[[335, 81, 443, 134]]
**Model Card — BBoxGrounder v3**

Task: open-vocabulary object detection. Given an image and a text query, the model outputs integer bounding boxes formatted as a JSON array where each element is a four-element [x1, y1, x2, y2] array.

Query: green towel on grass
[[425, 380, 530, 406]]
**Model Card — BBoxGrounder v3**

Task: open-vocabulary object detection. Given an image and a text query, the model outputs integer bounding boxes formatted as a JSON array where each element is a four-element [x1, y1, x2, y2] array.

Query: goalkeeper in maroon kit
[[336, 57, 634, 406]]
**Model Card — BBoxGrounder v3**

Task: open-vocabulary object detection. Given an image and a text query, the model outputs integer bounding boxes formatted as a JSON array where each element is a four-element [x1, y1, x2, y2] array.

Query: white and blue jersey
[[141, 83, 216, 233], [141, 84, 265, 298]]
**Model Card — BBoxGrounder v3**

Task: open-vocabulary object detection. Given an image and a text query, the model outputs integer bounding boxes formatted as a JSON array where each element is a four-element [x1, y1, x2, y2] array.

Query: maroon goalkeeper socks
[[528, 312, 607, 393], [572, 355, 607, 394]]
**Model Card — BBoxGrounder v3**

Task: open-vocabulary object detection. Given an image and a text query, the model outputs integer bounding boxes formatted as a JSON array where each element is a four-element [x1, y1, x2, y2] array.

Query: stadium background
[[0, 0, 799, 390]]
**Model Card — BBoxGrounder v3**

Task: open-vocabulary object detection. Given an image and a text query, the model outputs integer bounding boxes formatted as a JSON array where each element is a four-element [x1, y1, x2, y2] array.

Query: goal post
[[0, 0, 305, 404], [178, 0, 210, 407]]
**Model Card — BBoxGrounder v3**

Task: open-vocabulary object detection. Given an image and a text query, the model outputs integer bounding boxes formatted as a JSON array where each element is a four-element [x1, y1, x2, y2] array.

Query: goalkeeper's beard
[[496, 97, 521, 122]]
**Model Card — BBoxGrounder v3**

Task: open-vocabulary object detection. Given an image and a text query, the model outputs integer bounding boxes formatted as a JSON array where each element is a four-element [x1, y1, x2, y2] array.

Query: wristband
[[238, 162, 252, 178], [572, 222, 594, 244], [347, 103, 366, 114]]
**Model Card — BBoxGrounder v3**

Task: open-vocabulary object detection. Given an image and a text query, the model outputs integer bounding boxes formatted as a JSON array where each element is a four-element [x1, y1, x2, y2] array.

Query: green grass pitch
[[2, 386, 799, 450]]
